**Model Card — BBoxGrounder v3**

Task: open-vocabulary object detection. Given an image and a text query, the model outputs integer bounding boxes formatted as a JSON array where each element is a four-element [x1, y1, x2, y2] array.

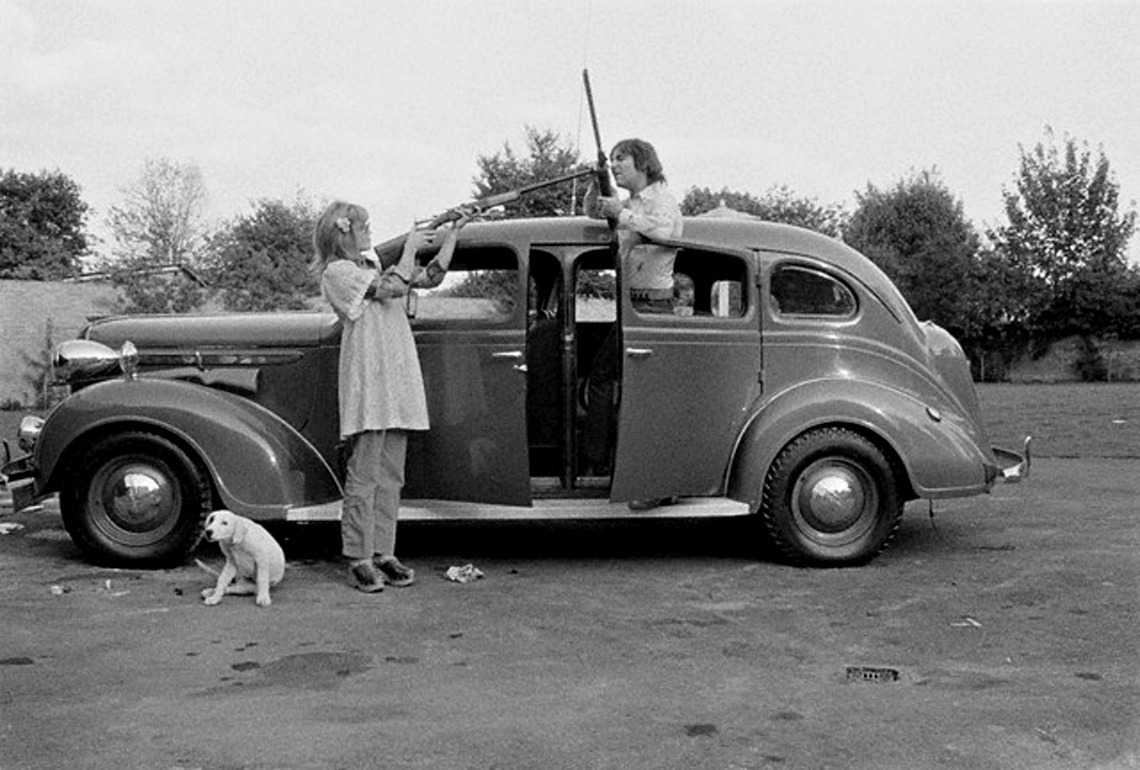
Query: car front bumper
[[1, 446, 38, 513]]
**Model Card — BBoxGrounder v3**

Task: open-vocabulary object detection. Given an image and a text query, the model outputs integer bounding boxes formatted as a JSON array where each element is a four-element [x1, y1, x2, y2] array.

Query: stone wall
[[0, 279, 121, 405]]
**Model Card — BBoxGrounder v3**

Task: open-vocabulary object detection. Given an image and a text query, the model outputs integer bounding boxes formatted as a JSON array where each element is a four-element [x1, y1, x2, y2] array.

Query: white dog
[[198, 510, 285, 607]]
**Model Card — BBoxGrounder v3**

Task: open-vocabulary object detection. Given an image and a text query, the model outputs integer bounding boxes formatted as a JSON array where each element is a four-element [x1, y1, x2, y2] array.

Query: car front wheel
[[760, 427, 903, 566], [60, 431, 212, 567]]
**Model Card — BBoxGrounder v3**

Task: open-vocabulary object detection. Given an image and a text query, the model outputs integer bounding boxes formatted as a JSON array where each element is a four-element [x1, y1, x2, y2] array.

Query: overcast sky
[[2, 0, 1137, 261]]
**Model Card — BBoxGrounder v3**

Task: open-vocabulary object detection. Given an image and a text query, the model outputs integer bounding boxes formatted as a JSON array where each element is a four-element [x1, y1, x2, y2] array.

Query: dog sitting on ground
[[197, 510, 285, 607]]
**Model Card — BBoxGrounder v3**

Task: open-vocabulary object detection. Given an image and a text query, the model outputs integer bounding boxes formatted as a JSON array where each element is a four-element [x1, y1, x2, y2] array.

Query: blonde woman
[[314, 201, 464, 592]]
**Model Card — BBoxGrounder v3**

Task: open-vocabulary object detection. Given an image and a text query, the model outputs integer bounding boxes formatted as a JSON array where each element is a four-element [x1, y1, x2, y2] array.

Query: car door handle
[[492, 350, 527, 372], [625, 348, 653, 360]]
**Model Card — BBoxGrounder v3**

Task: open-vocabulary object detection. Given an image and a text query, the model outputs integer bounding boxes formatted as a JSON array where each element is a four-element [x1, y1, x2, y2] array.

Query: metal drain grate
[[846, 666, 900, 683]]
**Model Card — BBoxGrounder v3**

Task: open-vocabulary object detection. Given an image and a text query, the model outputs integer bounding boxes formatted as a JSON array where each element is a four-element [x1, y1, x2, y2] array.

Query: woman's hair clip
[[335, 217, 352, 234]]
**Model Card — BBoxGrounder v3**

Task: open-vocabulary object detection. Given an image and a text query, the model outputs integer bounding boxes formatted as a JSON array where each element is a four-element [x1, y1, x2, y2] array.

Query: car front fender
[[35, 378, 341, 520], [727, 378, 994, 507]]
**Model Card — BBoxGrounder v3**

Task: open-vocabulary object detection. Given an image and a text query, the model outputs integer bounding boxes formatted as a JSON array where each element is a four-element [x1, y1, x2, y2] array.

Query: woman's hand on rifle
[[417, 213, 472, 286]]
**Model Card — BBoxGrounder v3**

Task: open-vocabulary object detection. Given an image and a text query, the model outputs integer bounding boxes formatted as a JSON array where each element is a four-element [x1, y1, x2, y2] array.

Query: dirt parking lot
[[1, 458, 1138, 770]]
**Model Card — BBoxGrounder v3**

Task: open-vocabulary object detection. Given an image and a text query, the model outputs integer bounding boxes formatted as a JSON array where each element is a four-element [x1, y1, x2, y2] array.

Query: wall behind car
[[1006, 335, 1140, 383], [0, 278, 121, 406]]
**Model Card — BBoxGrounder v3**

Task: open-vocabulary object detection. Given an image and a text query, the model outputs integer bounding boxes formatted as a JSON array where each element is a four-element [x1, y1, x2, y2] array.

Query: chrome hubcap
[[804, 471, 862, 529], [91, 461, 179, 543], [792, 459, 877, 541], [109, 471, 172, 529]]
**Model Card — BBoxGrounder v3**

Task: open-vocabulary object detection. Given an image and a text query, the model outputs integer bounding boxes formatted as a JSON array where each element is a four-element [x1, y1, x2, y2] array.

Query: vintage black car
[[2, 216, 1028, 567]]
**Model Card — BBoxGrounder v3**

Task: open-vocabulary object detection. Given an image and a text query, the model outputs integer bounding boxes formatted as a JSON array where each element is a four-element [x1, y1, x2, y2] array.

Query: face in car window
[[666, 249, 748, 319], [770, 265, 856, 317]]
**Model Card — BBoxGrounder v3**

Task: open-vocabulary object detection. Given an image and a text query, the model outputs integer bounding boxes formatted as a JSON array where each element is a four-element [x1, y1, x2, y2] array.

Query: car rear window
[[770, 265, 856, 317]]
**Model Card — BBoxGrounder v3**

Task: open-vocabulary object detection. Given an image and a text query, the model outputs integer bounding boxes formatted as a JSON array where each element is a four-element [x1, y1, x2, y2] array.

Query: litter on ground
[[445, 564, 484, 584]]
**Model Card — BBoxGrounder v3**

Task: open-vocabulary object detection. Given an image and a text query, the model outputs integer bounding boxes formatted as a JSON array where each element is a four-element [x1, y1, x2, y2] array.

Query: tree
[[0, 168, 89, 279], [461, 127, 591, 303], [104, 158, 210, 313], [843, 169, 980, 337], [1107, 267, 1140, 340], [987, 128, 1138, 341], [207, 196, 322, 311], [681, 185, 847, 237], [957, 247, 1038, 381], [472, 126, 586, 218]]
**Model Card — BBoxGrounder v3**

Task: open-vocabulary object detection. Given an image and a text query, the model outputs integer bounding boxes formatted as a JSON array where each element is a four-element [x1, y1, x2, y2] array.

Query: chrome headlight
[[17, 415, 44, 453], [53, 339, 139, 383]]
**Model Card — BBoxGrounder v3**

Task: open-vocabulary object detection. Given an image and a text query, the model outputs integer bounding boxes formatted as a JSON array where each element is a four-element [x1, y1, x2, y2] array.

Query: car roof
[[377, 215, 916, 323], [382, 215, 866, 272]]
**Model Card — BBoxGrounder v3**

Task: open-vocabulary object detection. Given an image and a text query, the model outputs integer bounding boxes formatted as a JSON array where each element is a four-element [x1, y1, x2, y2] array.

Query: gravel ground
[[1, 458, 1137, 769]]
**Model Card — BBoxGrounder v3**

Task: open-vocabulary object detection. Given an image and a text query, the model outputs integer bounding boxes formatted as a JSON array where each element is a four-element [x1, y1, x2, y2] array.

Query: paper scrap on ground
[[445, 564, 484, 583], [951, 616, 983, 627]]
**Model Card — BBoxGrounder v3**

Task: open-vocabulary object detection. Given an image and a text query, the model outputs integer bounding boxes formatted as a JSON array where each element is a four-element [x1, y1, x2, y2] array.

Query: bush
[[1074, 336, 1109, 382]]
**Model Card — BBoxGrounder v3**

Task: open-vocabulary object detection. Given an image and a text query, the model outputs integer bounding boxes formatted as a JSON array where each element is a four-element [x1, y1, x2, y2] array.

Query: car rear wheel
[[760, 427, 903, 566], [60, 431, 212, 567]]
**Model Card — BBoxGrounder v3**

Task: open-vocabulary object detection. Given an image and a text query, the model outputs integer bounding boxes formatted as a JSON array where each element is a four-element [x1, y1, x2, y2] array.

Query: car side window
[[413, 246, 519, 322], [670, 248, 748, 318], [770, 265, 856, 317], [575, 266, 616, 323]]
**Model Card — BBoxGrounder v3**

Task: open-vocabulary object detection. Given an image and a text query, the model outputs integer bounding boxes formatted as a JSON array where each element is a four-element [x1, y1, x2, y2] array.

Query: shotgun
[[582, 68, 617, 225], [419, 167, 595, 229]]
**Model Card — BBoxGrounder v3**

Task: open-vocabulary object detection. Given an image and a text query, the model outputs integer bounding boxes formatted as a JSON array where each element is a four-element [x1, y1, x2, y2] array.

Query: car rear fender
[[36, 378, 341, 520], [726, 378, 994, 508]]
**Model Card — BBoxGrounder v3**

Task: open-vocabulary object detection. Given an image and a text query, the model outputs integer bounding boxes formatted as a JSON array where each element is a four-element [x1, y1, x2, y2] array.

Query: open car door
[[609, 241, 761, 502], [404, 244, 532, 505]]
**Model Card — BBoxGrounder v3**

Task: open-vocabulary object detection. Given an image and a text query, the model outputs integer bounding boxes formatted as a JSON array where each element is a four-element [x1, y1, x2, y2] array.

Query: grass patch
[[978, 382, 1140, 458]]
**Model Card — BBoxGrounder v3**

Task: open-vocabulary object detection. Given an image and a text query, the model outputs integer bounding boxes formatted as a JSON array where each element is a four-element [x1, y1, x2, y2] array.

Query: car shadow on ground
[[0, 499, 993, 573], [271, 517, 765, 563], [269, 501, 983, 568]]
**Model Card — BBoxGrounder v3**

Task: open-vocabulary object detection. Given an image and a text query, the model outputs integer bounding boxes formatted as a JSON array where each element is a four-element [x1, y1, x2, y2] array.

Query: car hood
[[84, 312, 342, 349]]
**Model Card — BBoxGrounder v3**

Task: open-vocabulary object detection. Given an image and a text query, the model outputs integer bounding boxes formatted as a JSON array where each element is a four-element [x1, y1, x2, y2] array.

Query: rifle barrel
[[424, 168, 595, 228], [582, 69, 606, 163], [582, 68, 617, 226], [513, 167, 595, 195]]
